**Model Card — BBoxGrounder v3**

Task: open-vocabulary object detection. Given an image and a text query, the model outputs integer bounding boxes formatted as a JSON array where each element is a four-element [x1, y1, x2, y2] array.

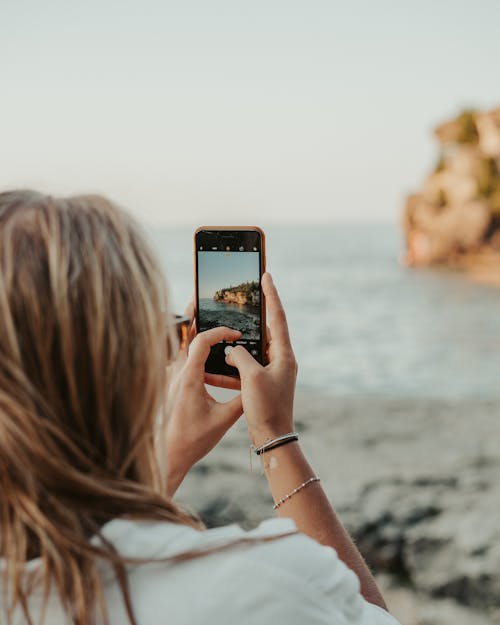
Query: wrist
[[248, 424, 295, 447], [252, 432, 299, 455]]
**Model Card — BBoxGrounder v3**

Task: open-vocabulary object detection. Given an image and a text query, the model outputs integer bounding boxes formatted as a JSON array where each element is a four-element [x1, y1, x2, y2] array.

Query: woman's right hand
[[225, 273, 298, 447], [228, 275, 389, 612]]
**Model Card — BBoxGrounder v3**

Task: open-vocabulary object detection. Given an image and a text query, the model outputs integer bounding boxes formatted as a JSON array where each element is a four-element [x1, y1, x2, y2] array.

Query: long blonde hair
[[0, 191, 204, 625]]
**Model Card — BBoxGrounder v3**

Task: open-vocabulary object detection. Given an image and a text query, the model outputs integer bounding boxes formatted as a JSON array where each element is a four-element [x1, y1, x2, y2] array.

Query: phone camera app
[[198, 244, 261, 341]]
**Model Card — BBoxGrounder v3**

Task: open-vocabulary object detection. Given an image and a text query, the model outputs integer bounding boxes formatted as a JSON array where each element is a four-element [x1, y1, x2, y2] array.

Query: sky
[[198, 251, 259, 298], [1, 0, 500, 226]]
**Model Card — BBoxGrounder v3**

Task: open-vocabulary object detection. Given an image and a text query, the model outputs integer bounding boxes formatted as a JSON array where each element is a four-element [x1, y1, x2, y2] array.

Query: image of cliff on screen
[[198, 251, 261, 340]]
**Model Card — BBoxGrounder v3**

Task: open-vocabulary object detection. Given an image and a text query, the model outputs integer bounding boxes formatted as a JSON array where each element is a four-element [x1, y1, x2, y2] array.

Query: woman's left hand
[[164, 324, 244, 496]]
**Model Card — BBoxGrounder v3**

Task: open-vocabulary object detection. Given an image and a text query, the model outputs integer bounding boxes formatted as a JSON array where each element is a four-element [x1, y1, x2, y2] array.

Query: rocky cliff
[[214, 281, 260, 306], [403, 107, 500, 285]]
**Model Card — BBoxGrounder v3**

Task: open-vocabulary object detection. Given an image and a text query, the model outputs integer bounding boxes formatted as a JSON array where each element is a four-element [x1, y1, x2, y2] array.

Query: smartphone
[[194, 227, 266, 377]]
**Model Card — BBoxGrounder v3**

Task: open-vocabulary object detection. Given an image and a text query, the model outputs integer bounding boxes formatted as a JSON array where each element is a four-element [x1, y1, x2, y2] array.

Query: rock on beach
[[175, 390, 500, 625], [403, 107, 500, 286]]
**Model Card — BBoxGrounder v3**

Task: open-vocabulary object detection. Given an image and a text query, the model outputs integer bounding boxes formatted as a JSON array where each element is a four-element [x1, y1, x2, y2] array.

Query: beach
[[175, 389, 500, 625], [151, 225, 500, 624]]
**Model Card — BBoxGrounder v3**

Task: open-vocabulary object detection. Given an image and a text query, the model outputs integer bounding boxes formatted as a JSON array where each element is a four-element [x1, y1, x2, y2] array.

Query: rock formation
[[404, 107, 500, 285], [176, 391, 500, 625], [214, 281, 260, 306]]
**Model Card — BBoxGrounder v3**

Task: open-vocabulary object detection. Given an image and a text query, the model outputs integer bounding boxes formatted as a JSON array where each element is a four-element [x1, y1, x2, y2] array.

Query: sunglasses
[[172, 314, 191, 351]]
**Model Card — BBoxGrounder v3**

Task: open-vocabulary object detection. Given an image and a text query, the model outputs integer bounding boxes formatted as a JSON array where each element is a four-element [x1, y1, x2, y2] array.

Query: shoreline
[[175, 390, 500, 625]]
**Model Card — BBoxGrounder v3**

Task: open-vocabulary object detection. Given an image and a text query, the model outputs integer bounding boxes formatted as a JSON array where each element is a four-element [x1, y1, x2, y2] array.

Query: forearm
[[259, 441, 387, 610]]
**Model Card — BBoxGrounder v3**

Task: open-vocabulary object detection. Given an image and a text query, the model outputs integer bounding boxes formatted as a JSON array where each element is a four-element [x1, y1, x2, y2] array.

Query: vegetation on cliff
[[403, 106, 500, 285], [214, 281, 260, 306]]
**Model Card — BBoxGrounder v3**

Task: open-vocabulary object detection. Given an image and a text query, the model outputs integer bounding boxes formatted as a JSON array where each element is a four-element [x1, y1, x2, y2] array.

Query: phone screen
[[195, 229, 265, 376]]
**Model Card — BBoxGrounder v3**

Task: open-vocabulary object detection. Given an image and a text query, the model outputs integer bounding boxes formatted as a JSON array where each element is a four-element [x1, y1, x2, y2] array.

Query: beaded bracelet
[[272, 476, 320, 510]]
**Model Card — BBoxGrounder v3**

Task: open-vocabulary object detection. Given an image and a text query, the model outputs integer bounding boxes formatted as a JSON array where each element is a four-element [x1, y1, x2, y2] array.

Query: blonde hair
[[0, 191, 204, 625]]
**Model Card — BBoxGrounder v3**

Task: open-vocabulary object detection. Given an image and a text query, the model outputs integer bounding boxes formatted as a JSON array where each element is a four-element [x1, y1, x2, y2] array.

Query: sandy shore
[[175, 389, 500, 625]]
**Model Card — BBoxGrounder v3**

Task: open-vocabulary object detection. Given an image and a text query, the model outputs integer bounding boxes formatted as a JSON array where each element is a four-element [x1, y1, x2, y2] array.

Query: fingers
[[205, 392, 243, 436], [204, 387, 243, 422], [204, 372, 242, 390], [225, 345, 261, 376], [183, 297, 197, 346], [187, 318, 197, 345], [219, 393, 244, 423], [266, 324, 272, 343], [188, 327, 242, 369], [261, 273, 293, 358]]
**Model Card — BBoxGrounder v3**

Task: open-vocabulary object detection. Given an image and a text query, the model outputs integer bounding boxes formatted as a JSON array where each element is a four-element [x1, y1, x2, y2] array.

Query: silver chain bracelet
[[251, 432, 299, 455]]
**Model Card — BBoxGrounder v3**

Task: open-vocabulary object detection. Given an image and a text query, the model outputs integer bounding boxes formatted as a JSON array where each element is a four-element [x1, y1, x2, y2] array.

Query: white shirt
[[7, 517, 400, 625]]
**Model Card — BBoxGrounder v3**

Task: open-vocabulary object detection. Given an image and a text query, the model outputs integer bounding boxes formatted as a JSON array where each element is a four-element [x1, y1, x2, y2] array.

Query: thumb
[[225, 345, 261, 377], [204, 391, 243, 433], [218, 393, 244, 424]]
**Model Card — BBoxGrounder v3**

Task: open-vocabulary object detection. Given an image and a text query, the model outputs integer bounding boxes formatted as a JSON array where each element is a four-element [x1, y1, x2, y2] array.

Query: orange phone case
[[194, 226, 267, 370]]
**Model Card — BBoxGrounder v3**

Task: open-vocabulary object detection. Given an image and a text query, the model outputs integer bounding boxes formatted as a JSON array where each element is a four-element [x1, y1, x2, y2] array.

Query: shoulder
[[101, 517, 400, 625], [215, 518, 400, 625]]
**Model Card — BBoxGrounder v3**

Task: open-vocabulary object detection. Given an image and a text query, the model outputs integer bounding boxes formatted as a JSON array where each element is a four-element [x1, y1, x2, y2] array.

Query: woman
[[0, 190, 399, 625]]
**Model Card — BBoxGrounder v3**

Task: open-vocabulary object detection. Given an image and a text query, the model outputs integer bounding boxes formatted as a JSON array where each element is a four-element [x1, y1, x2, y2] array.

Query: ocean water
[[147, 224, 500, 399], [198, 298, 260, 340]]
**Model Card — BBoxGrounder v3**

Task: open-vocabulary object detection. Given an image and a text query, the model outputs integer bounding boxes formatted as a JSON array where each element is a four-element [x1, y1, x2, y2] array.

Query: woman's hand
[[165, 326, 244, 496], [225, 273, 298, 447]]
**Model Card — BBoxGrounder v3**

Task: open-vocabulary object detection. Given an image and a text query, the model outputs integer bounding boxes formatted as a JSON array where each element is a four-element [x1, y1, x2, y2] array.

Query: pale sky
[[1, 0, 500, 226], [198, 251, 259, 298]]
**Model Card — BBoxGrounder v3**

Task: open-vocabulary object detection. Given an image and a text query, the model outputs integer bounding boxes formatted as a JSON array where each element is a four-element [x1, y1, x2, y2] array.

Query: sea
[[147, 224, 500, 400], [198, 298, 260, 340]]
